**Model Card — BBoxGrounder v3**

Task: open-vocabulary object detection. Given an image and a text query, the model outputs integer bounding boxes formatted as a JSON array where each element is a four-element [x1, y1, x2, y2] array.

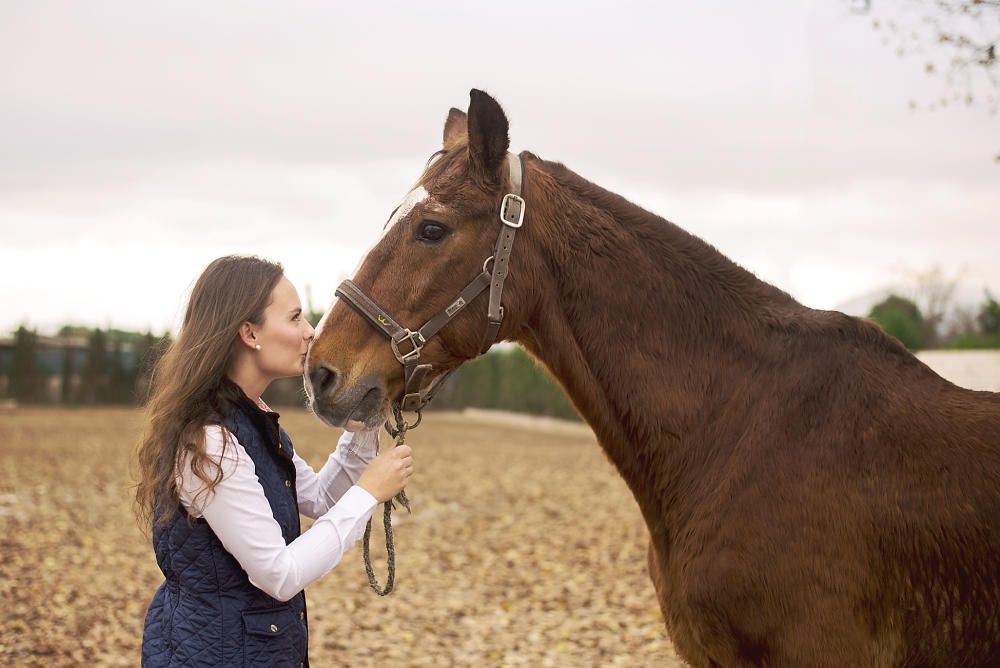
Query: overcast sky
[[1, 1, 997, 334]]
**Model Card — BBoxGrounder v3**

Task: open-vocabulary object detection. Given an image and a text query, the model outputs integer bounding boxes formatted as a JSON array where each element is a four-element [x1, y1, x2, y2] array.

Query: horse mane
[[415, 143, 472, 193], [415, 143, 916, 367], [529, 153, 918, 364]]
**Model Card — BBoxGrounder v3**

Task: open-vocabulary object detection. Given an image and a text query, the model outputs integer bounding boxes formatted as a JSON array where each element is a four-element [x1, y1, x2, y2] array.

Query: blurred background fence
[[0, 322, 581, 418], [2, 286, 998, 413]]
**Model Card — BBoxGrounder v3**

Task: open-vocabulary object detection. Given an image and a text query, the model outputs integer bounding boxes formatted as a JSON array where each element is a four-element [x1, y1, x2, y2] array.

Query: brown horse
[[306, 90, 1000, 667]]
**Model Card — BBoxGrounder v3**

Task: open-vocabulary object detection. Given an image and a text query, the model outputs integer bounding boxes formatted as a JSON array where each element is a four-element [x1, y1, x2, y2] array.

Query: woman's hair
[[133, 255, 284, 534]]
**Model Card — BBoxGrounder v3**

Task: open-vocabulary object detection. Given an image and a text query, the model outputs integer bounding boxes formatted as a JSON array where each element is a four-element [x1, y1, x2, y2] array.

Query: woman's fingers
[[357, 444, 415, 501], [393, 446, 413, 471]]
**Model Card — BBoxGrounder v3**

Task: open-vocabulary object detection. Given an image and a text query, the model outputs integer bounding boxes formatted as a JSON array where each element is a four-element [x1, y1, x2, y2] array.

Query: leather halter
[[335, 152, 526, 417]]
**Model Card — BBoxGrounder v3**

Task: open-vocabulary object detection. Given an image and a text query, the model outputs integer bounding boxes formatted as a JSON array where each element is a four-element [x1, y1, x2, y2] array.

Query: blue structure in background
[[0, 334, 141, 401]]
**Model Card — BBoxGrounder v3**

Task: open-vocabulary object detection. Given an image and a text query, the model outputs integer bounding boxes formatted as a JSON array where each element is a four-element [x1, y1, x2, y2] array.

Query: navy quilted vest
[[142, 392, 310, 668]]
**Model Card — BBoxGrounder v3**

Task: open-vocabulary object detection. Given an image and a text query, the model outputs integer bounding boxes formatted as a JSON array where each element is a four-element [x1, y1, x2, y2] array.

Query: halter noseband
[[334, 151, 526, 419]]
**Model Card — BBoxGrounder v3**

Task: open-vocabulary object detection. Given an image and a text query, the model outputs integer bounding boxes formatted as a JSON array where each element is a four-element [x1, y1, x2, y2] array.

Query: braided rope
[[361, 410, 413, 596]]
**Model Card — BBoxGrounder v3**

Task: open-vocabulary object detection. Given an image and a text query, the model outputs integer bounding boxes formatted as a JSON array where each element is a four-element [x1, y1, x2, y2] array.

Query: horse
[[305, 89, 1000, 667]]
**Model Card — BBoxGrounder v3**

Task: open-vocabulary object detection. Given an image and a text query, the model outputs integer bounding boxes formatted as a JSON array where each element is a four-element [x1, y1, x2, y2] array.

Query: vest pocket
[[242, 605, 296, 636], [242, 605, 303, 667]]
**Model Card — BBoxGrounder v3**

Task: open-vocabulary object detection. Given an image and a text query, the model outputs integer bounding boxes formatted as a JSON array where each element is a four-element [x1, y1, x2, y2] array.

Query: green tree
[[432, 346, 579, 420], [950, 290, 1000, 349], [869, 294, 926, 350], [11, 325, 42, 403], [978, 290, 1000, 336], [57, 324, 91, 337]]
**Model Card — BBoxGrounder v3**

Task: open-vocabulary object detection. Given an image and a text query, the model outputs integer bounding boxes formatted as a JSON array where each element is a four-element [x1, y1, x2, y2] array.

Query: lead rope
[[361, 406, 415, 595]]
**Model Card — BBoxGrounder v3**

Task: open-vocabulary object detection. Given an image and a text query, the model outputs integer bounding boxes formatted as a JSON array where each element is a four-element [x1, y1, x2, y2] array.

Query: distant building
[[0, 335, 136, 402]]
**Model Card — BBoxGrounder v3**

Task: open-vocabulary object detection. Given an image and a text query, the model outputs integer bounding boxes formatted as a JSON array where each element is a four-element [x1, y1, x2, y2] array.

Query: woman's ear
[[238, 322, 258, 350]]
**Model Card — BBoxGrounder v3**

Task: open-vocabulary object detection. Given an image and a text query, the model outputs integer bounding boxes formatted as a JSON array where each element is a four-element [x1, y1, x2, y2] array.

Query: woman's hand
[[356, 444, 414, 502]]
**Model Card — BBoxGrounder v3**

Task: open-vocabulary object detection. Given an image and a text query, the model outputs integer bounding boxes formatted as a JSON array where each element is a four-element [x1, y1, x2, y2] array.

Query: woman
[[134, 255, 414, 667]]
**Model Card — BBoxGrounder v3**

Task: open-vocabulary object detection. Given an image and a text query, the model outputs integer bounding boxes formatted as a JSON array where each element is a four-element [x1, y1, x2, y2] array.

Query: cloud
[[1, 1, 997, 332], [2, 1, 996, 190]]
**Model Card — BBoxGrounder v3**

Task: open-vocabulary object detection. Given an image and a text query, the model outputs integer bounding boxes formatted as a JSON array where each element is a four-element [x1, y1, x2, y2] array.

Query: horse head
[[306, 90, 542, 428]]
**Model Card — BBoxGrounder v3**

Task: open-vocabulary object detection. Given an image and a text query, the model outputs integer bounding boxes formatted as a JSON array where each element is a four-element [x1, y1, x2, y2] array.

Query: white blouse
[[176, 424, 380, 602]]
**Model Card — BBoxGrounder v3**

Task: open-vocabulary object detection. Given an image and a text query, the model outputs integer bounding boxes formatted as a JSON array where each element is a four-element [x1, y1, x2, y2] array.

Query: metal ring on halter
[[387, 405, 422, 435], [483, 255, 495, 273], [390, 329, 425, 364]]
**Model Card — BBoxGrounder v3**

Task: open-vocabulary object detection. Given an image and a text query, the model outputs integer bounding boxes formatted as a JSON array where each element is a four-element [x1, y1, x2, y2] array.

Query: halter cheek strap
[[335, 151, 526, 415], [482, 153, 524, 354]]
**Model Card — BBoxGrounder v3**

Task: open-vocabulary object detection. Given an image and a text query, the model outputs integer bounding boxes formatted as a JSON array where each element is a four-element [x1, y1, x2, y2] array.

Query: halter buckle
[[391, 329, 425, 363], [499, 194, 525, 228]]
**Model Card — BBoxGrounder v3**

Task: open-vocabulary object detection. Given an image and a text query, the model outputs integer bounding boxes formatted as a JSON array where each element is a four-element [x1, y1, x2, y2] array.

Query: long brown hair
[[133, 255, 284, 534]]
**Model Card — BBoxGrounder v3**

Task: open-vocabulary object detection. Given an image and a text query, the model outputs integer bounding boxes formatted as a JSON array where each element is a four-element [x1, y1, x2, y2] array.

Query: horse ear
[[467, 89, 509, 180], [443, 108, 467, 147]]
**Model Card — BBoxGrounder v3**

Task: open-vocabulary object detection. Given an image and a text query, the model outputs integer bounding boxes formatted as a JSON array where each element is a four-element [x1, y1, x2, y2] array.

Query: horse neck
[[515, 161, 797, 527]]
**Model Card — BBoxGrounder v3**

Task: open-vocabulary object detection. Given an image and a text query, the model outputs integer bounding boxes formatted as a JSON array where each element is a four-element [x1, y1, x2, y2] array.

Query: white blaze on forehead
[[382, 186, 428, 239], [311, 182, 432, 362], [347, 184, 431, 277]]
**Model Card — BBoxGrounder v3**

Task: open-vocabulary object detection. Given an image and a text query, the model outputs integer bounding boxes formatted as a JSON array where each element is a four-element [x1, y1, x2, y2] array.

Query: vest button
[[270, 624, 278, 633], [299, 611, 304, 620], [285, 479, 291, 487]]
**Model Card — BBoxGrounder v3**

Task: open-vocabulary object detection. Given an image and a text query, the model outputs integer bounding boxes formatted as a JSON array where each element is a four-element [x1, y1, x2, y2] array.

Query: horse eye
[[416, 221, 450, 243]]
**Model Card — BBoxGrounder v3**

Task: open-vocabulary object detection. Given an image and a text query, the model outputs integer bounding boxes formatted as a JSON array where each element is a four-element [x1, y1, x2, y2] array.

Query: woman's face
[[253, 276, 315, 378]]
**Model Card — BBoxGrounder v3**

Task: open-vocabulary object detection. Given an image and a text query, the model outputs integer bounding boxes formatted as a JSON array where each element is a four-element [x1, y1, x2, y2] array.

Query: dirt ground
[[0, 407, 682, 667]]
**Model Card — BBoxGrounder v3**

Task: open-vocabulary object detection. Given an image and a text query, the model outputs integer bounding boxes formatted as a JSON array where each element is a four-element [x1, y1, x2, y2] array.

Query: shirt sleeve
[[176, 425, 379, 602], [293, 427, 380, 519]]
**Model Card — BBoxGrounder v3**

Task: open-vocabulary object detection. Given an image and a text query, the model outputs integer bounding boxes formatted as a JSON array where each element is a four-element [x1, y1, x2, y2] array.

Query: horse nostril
[[310, 364, 339, 397], [361, 386, 380, 406]]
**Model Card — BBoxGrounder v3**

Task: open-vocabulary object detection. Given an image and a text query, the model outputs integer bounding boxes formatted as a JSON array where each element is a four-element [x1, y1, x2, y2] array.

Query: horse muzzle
[[306, 363, 388, 429]]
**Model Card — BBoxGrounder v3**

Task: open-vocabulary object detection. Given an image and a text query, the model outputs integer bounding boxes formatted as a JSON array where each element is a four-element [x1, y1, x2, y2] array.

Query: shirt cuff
[[340, 429, 380, 459], [335, 485, 380, 545], [339, 484, 378, 514]]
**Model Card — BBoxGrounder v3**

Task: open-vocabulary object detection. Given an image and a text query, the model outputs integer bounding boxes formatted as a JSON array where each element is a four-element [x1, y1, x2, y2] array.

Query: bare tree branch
[[850, 0, 1000, 114]]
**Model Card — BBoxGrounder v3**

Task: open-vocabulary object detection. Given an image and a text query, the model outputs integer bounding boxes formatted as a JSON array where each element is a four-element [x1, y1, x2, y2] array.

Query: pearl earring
[[254, 344, 262, 350]]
